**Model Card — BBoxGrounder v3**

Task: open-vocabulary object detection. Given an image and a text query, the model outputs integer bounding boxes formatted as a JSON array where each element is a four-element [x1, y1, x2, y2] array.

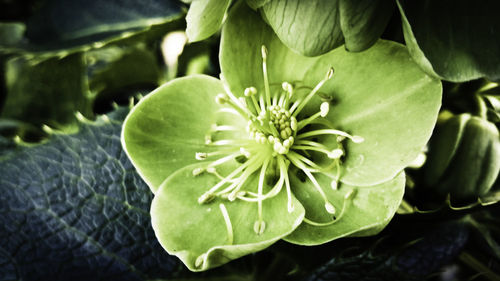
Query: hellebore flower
[[122, 3, 441, 271]]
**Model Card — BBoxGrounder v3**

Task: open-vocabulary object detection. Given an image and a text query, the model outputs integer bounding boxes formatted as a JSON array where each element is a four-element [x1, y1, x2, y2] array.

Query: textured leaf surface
[[398, 0, 500, 82], [260, 0, 393, 56], [261, 0, 343, 56], [0, 107, 184, 281]]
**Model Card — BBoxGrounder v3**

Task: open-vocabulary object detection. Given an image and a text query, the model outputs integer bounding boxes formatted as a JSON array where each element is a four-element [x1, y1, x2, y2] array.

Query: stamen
[[255, 157, 270, 235], [219, 203, 234, 245], [297, 129, 364, 143], [302, 188, 356, 226], [195, 254, 206, 269], [292, 68, 334, 117], [279, 156, 294, 213], [261, 45, 272, 106], [320, 102, 330, 117], [195, 152, 207, 160], [328, 148, 343, 159]]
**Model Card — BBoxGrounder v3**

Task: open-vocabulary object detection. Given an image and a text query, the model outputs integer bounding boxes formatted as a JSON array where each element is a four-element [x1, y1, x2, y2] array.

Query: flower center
[[193, 45, 364, 238]]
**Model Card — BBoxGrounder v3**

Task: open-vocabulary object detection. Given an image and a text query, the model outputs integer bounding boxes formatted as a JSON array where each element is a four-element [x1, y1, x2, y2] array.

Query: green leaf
[[397, 0, 500, 82], [86, 44, 162, 102], [186, 0, 232, 42], [151, 163, 305, 271], [122, 75, 229, 192], [339, 0, 394, 52], [1, 53, 93, 130], [259, 0, 394, 56], [222, 3, 442, 186], [285, 173, 405, 245], [260, 0, 344, 56], [246, 0, 271, 10], [0, 0, 183, 56], [0, 107, 188, 280]]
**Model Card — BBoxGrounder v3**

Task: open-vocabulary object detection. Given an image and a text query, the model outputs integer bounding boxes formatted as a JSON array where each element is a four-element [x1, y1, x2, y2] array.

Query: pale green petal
[[151, 163, 305, 271], [121, 75, 235, 193], [285, 172, 405, 245]]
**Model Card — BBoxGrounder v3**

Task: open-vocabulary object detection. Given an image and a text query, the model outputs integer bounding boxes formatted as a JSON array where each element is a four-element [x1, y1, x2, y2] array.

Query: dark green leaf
[[1, 53, 93, 130], [86, 44, 162, 105], [305, 221, 469, 281], [0, 0, 183, 55], [261, 0, 344, 57], [398, 0, 500, 82], [339, 0, 394, 52], [0, 107, 186, 280], [260, 0, 394, 56]]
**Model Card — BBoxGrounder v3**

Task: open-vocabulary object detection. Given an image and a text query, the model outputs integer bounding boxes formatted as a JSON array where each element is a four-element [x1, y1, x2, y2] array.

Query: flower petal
[[151, 163, 305, 271], [302, 40, 442, 186], [285, 172, 405, 245], [121, 75, 238, 193], [220, 1, 319, 99]]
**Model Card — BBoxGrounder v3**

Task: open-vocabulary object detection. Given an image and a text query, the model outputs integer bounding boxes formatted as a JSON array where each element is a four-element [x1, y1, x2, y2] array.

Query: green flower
[[122, 3, 441, 272]]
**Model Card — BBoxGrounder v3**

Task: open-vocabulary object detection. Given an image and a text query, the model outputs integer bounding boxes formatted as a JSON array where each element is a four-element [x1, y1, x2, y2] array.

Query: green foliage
[[0, 107, 185, 280], [398, 0, 500, 82], [2, 53, 91, 130], [186, 0, 232, 42], [122, 2, 442, 271], [260, 0, 394, 56], [423, 113, 500, 203], [0, 0, 184, 56], [1, 0, 500, 279]]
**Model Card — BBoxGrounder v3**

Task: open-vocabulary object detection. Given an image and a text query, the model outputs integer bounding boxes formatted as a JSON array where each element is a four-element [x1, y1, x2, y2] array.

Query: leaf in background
[[339, 0, 394, 52], [261, 0, 343, 57], [246, 0, 271, 10], [305, 221, 469, 281], [0, 106, 186, 281], [86, 43, 162, 110], [260, 0, 394, 56], [0, 0, 184, 57], [398, 0, 500, 82], [1, 53, 92, 131], [186, 0, 232, 42]]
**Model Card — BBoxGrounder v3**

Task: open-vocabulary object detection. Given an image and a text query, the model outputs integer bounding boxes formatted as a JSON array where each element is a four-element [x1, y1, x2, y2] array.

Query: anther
[[345, 189, 355, 200], [261, 45, 268, 60], [326, 67, 334, 79], [195, 152, 207, 160], [331, 180, 338, 190], [325, 202, 336, 215], [195, 254, 207, 268], [198, 192, 215, 204], [253, 220, 266, 235], [328, 148, 343, 159], [290, 117, 298, 131], [320, 102, 330, 117], [215, 93, 229, 104], [351, 136, 365, 143], [193, 167, 205, 176], [244, 87, 257, 97], [282, 81, 292, 91]]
